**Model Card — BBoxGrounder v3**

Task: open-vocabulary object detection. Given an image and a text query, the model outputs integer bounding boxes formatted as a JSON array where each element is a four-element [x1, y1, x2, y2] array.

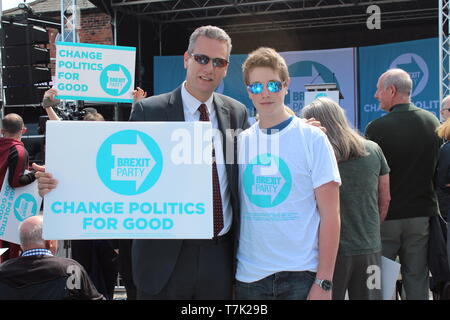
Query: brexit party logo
[[389, 53, 428, 97], [243, 154, 292, 208], [14, 194, 38, 222], [286, 61, 340, 113], [96, 130, 163, 195], [100, 64, 132, 96]]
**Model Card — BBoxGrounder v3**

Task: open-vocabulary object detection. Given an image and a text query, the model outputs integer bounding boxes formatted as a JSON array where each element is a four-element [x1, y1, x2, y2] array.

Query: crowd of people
[[0, 24, 449, 300]]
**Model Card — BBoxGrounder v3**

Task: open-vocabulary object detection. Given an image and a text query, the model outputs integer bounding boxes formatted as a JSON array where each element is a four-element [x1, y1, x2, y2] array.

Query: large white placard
[[381, 256, 401, 300], [0, 172, 42, 244], [55, 42, 136, 103], [43, 121, 214, 240]]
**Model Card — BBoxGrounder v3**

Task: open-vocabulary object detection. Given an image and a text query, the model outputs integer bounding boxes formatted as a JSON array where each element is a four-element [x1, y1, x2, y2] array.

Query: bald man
[[441, 96, 450, 122], [366, 68, 441, 300], [0, 113, 37, 263], [0, 215, 103, 300]]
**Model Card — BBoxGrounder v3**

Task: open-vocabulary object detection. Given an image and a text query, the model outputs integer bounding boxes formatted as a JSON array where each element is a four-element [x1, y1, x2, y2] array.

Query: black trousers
[[137, 233, 233, 300], [71, 240, 119, 300]]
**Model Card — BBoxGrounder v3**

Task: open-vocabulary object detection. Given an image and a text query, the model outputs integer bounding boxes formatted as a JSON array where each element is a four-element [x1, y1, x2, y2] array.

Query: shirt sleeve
[[310, 129, 341, 189], [374, 142, 390, 176], [7, 145, 36, 188]]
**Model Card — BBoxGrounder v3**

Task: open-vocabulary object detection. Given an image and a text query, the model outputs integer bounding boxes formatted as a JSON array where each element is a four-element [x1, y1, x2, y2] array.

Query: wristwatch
[[42, 97, 61, 108], [314, 278, 333, 291]]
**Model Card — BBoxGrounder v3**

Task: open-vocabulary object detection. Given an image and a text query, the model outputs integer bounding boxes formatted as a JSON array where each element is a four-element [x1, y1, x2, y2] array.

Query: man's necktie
[[198, 103, 224, 237]]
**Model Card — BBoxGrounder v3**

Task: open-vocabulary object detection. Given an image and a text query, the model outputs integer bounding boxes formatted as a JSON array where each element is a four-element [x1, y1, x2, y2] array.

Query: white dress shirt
[[181, 82, 232, 236]]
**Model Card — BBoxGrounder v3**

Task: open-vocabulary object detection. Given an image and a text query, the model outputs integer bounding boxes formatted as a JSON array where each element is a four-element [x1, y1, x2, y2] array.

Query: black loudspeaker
[[2, 23, 49, 46], [1, 21, 50, 106], [4, 86, 49, 105], [3, 66, 51, 86], [1, 46, 49, 66]]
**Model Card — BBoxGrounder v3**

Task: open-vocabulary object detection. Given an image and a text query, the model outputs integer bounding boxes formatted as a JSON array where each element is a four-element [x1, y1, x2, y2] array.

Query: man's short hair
[[83, 107, 98, 115], [442, 95, 450, 109], [19, 215, 45, 248], [381, 68, 413, 96], [242, 47, 289, 86], [187, 25, 232, 58], [1, 113, 24, 135], [83, 113, 104, 121]]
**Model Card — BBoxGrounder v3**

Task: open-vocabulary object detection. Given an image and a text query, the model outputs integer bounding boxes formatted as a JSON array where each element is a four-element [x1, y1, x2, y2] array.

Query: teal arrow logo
[[100, 64, 132, 96], [14, 194, 38, 222], [286, 61, 340, 106], [390, 53, 428, 97], [97, 130, 163, 195], [243, 154, 292, 208]]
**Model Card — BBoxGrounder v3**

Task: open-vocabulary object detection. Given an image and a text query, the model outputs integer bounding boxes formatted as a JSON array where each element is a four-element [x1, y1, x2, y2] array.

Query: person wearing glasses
[[441, 96, 450, 122], [129, 25, 250, 299], [129, 25, 250, 300], [36, 25, 249, 300], [235, 47, 341, 300]]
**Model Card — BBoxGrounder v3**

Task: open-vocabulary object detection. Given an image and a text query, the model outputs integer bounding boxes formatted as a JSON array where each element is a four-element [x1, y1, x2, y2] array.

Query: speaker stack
[[1, 20, 51, 105]]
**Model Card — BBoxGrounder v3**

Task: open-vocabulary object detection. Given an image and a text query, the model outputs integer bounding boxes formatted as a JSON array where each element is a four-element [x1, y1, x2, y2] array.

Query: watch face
[[321, 280, 332, 291]]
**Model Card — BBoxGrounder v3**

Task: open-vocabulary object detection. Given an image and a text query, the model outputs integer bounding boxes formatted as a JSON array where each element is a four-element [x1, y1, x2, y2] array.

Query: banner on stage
[[0, 172, 42, 244], [43, 121, 214, 240], [359, 37, 439, 131], [55, 42, 136, 103], [154, 48, 357, 127]]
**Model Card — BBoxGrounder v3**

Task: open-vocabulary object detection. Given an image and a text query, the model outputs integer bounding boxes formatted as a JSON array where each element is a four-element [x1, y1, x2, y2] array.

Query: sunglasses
[[247, 81, 284, 95], [190, 53, 229, 68]]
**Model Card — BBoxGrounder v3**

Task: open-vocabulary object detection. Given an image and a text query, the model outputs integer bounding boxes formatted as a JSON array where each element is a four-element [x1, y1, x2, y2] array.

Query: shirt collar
[[389, 103, 411, 112], [181, 81, 214, 117], [21, 248, 53, 257]]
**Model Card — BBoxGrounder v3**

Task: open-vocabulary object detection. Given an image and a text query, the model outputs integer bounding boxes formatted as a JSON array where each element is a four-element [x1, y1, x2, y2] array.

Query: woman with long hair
[[302, 97, 391, 300]]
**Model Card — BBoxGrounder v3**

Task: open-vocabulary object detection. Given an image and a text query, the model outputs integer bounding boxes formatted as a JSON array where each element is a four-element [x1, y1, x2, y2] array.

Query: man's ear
[[183, 51, 190, 69], [389, 85, 397, 97], [285, 77, 291, 94], [45, 240, 58, 254]]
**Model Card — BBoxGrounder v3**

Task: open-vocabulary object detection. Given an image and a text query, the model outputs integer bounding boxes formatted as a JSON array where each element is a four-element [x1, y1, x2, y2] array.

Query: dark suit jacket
[[129, 86, 249, 295]]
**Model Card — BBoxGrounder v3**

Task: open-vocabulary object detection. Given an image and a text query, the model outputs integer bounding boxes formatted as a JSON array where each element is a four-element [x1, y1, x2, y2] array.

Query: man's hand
[[42, 88, 60, 108], [132, 87, 147, 103], [307, 283, 332, 300], [32, 163, 58, 197], [304, 117, 326, 133]]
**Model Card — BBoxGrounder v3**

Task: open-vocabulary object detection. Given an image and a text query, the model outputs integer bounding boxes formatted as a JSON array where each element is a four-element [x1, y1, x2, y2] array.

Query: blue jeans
[[235, 271, 316, 300]]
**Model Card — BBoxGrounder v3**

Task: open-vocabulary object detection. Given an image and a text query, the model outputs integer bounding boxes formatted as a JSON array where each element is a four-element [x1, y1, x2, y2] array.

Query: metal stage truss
[[102, 0, 437, 34]]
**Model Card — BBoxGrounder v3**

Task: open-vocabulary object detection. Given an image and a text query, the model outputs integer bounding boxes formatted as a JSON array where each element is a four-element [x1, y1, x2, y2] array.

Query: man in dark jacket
[[0, 215, 103, 300], [0, 113, 36, 262], [366, 68, 441, 299]]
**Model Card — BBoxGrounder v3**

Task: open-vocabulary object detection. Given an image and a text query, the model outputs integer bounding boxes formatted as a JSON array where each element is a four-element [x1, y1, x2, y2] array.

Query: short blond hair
[[83, 113, 104, 121], [242, 47, 289, 86], [437, 118, 450, 140]]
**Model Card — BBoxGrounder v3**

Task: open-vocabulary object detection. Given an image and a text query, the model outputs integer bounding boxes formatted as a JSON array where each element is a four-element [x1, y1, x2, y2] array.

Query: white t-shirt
[[236, 117, 341, 283]]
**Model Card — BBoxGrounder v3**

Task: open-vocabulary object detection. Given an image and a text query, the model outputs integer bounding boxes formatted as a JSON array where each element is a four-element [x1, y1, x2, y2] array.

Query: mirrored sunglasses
[[191, 53, 229, 68], [247, 81, 283, 95]]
